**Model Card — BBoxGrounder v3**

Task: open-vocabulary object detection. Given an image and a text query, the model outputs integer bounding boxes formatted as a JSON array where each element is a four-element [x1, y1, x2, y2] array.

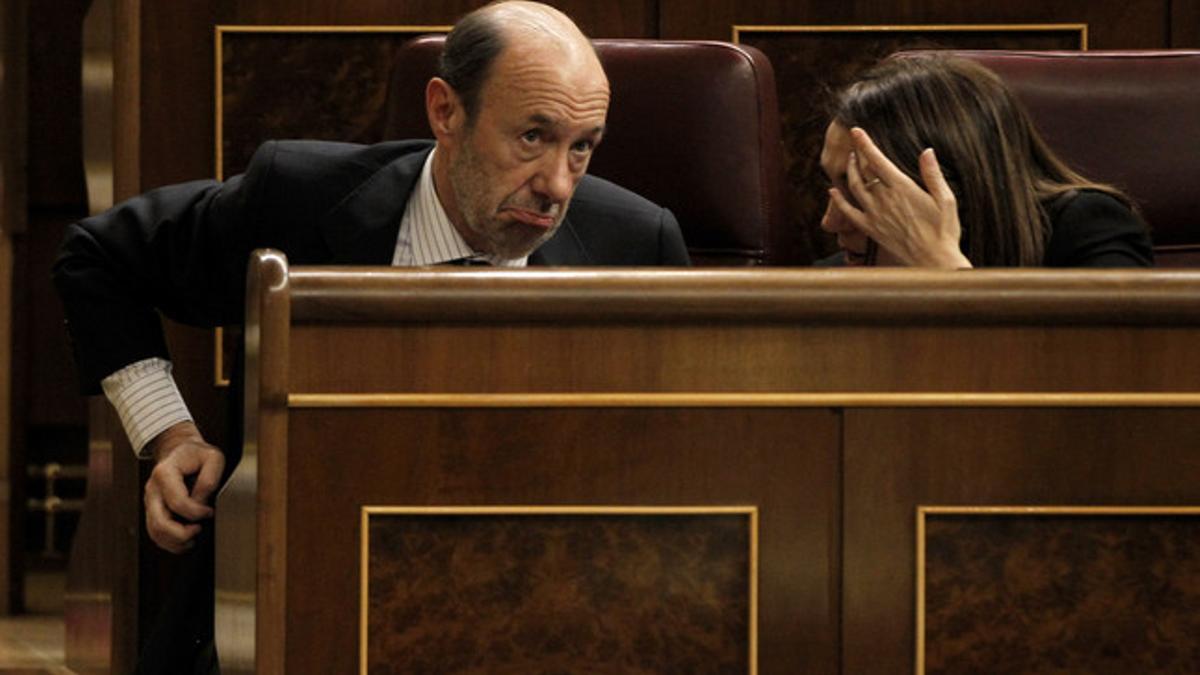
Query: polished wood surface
[[659, 0, 1171, 45], [217, 0, 657, 37], [284, 408, 834, 673], [62, 400, 111, 674], [285, 267, 1200, 323], [219, 257, 1200, 674], [112, 0, 140, 204], [63, 400, 141, 675], [1, 0, 29, 238], [278, 270, 1200, 403], [215, 251, 290, 674], [0, 234, 14, 615], [0, 569, 71, 671], [285, 322, 1196, 396], [0, 0, 28, 615], [920, 510, 1200, 673], [844, 409, 1200, 674], [1172, 0, 1200, 47]]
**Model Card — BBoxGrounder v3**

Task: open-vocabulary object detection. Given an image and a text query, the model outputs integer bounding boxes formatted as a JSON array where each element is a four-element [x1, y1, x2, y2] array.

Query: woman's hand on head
[[828, 127, 972, 268]]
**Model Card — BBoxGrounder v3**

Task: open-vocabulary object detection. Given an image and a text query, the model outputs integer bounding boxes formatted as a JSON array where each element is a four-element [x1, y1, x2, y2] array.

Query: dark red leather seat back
[[383, 36, 795, 265], [905, 50, 1200, 266]]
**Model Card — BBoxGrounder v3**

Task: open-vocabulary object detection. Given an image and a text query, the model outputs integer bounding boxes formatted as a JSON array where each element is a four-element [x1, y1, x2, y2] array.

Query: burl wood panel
[[924, 514, 1200, 674], [220, 1, 658, 39], [367, 512, 750, 673], [843, 408, 1200, 675], [219, 32, 431, 179], [285, 407, 839, 675], [737, 28, 1081, 262]]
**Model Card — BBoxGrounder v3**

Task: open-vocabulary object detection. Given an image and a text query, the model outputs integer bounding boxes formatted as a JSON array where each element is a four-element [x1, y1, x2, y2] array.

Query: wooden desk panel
[[219, 257, 1200, 675], [284, 407, 839, 675], [843, 408, 1200, 675], [289, 323, 1197, 395]]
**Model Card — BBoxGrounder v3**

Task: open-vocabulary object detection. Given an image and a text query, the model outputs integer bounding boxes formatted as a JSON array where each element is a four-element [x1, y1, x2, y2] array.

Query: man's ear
[[426, 77, 464, 143]]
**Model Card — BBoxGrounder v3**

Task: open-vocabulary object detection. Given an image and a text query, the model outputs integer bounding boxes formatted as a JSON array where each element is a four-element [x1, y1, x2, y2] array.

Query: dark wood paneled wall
[[131, 0, 1195, 194], [0, 0, 29, 617], [1175, 0, 1200, 46], [5, 0, 91, 617], [659, 0, 1171, 45], [26, 0, 89, 423]]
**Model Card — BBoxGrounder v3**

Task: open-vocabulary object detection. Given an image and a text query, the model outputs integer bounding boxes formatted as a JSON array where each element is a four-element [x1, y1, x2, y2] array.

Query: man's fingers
[[154, 467, 214, 522], [141, 426, 224, 554], [162, 490, 213, 522], [145, 486, 200, 553], [190, 452, 226, 505]]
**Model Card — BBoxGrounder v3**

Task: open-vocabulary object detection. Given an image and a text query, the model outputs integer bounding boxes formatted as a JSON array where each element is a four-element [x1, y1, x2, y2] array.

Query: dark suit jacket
[[54, 139, 690, 395]]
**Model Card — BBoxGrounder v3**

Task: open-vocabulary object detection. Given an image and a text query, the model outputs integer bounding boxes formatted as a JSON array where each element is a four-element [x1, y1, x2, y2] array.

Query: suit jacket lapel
[[318, 145, 432, 264], [529, 215, 593, 266]]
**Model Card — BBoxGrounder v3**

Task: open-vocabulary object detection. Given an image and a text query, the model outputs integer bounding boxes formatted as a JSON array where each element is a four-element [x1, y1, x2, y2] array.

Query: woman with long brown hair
[[819, 53, 1153, 267]]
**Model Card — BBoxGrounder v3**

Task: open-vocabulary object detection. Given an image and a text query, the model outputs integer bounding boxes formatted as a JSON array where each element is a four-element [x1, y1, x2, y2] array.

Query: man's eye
[[570, 139, 595, 154], [521, 130, 542, 144]]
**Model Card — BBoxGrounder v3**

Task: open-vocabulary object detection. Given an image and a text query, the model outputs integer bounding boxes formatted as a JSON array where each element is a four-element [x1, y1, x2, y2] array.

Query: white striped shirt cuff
[[101, 357, 193, 459]]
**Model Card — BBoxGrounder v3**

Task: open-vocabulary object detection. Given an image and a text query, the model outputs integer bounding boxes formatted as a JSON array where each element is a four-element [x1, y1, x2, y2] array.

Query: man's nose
[[532, 148, 575, 204]]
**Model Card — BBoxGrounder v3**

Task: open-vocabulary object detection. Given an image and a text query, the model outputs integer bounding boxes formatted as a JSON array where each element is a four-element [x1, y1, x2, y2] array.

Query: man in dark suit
[[53, 2, 688, 671]]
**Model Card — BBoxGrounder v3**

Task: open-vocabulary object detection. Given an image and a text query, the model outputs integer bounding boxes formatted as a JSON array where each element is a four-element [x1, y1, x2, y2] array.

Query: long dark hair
[[832, 53, 1133, 266]]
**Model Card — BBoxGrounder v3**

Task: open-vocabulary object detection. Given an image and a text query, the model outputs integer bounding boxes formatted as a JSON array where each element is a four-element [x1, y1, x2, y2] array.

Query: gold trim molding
[[732, 23, 1089, 49], [292, 392, 1200, 409], [915, 505, 1200, 675], [211, 24, 450, 387], [360, 505, 759, 675]]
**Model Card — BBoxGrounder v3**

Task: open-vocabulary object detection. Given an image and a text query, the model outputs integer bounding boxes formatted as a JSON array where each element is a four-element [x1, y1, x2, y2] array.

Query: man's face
[[442, 42, 610, 259]]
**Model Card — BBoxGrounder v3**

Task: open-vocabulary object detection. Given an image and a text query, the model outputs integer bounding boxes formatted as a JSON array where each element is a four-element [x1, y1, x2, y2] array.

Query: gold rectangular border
[[915, 505, 1200, 675], [291, 392, 1200, 408], [732, 23, 1088, 50], [212, 24, 451, 387], [361, 505, 760, 675]]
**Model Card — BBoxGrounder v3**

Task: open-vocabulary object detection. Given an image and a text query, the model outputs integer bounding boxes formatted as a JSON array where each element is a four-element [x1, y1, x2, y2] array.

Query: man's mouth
[[501, 206, 557, 229]]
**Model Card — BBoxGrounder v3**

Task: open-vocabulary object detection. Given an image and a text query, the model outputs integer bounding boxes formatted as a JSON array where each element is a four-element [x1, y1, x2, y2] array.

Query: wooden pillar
[[0, 0, 30, 617]]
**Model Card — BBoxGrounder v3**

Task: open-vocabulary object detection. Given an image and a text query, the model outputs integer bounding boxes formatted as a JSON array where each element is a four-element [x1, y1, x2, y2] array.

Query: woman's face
[[818, 121, 900, 266]]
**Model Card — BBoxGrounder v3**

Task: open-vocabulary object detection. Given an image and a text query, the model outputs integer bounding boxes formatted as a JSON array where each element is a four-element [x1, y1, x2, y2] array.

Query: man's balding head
[[438, 1, 603, 123]]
